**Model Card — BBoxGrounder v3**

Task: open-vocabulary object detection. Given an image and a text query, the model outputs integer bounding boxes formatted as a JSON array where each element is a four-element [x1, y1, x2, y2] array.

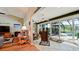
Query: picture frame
[[14, 24, 21, 29]]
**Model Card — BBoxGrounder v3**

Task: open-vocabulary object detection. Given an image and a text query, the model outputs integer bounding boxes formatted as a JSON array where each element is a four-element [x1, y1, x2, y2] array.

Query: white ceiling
[[32, 7, 79, 23], [0, 7, 37, 18], [0, 7, 79, 23]]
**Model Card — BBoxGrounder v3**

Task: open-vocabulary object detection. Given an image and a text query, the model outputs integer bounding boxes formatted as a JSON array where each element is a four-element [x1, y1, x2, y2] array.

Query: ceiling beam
[[33, 7, 41, 14]]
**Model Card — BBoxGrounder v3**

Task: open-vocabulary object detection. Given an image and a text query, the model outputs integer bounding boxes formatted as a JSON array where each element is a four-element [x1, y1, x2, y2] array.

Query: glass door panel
[[51, 22, 60, 40], [74, 18, 79, 40], [60, 20, 73, 40]]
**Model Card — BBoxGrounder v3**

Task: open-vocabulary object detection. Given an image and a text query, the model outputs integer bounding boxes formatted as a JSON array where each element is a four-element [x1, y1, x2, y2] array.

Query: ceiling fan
[[0, 12, 5, 15]]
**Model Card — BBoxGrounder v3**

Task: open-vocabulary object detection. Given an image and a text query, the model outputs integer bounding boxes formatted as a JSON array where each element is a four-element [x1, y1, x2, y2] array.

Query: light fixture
[[21, 25, 27, 30]]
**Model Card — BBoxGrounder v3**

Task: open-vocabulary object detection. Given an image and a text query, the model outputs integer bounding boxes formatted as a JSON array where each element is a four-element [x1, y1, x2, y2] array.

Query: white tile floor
[[33, 39, 79, 51]]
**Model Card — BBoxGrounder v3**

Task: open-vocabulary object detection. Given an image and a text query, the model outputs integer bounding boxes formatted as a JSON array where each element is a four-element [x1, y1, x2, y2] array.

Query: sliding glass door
[[37, 18, 79, 41], [74, 18, 79, 40], [51, 22, 60, 39], [60, 20, 73, 40]]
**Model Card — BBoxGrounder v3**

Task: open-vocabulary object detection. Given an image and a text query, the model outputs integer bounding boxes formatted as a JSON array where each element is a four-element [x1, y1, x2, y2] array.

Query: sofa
[[0, 36, 4, 47]]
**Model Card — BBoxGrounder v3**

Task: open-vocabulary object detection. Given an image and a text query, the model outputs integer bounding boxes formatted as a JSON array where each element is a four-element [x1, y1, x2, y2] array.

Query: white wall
[[0, 15, 22, 34]]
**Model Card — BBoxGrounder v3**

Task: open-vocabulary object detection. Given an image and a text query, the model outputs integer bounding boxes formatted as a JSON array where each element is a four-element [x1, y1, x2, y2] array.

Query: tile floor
[[34, 39, 79, 51]]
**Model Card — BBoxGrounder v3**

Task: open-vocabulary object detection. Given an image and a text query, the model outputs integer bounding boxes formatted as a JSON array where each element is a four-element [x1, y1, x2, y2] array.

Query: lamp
[[21, 25, 27, 30]]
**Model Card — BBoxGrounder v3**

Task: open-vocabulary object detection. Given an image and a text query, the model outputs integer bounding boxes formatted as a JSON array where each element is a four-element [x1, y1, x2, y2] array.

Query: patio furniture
[[39, 30, 50, 46], [49, 36, 64, 43]]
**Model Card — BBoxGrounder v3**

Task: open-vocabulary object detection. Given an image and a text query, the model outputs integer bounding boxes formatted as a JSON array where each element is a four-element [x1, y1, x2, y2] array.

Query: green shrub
[[77, 33, 79, 38]]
